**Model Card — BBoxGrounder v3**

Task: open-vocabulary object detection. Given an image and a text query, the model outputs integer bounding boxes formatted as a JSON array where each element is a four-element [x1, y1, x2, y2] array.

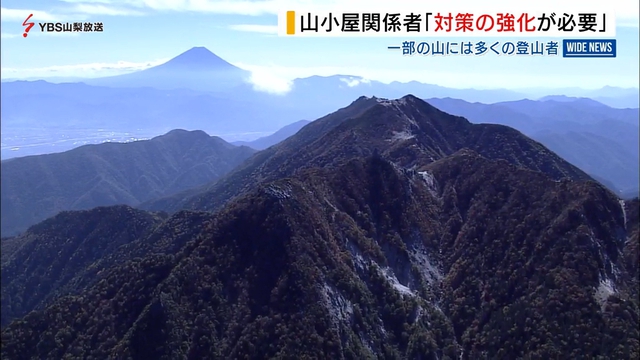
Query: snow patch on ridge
[[380, 266, 415, 296], [265, 183, 292, 199], [388, 129, 415, 142], [321, 283, 354, 325], [418, 170, 439, 197], [595, 277, 616, 310]]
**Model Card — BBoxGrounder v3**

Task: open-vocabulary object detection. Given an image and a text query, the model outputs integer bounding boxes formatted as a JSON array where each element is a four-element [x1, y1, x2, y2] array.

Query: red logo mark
[[23, 14, 35, 37]]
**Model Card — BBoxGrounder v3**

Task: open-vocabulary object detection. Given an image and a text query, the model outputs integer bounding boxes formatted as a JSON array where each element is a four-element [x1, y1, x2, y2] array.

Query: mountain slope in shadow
[[1, 129, 255, 236]]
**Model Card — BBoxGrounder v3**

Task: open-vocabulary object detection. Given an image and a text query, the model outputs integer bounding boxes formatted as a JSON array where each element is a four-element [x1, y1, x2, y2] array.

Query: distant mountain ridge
[[232, 120, 312, 150], [527, 86, 640, 108], [1, 129, 255, 237], [424, 97, 639, 194]]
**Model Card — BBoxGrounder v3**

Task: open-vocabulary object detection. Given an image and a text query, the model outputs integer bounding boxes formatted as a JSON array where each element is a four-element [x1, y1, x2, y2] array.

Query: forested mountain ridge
[[1, 95, 637, 359], [2, 151, 637, 359], [1, 129, 255, 237], [1, 205, 167, 327]]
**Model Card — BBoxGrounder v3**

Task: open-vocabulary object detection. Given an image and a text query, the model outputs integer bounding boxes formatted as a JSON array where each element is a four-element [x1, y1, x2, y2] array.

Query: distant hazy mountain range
[[232, 120, 312, 150], [2, 47, 637, 147], [3, 47, 638, 108], [533, 89, 640, 109], [1, 47, 637, 196], [2, 95, 637, 358], [426, 97, 639, 196], [1, 130, 255, 237]]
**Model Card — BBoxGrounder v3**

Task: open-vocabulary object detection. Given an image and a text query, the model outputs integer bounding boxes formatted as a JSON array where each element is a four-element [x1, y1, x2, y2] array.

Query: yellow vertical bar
[[286, 11, 295, 35]]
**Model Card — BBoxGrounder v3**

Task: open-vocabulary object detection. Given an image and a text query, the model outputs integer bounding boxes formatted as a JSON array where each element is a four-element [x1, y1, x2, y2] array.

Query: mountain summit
[[153, 47, 243, 71], [85, 47, 251, 91], [142, 94, 594, 213]]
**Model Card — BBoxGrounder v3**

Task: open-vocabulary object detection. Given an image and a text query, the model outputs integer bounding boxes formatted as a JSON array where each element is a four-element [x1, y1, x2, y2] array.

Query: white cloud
[[340, 77, 371, 87], [232, 62, 639, 90], [228, 24, 277, 34], [245, 68, 292, 94], [71, 4, 146, 16], [236, 63, 372, 81], [0, 8, 59, 22], [1, 33, 19, 38], [236, 63, 353, 94]]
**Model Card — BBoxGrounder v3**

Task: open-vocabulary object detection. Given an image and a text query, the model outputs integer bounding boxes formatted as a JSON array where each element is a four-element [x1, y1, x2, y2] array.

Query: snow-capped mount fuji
[[85, 47, 251, 91], [153, 46, 244, 71]]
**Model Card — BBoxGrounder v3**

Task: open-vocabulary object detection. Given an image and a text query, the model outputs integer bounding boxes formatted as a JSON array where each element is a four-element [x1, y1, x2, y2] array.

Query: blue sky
[[1, 0, 638, 92]]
